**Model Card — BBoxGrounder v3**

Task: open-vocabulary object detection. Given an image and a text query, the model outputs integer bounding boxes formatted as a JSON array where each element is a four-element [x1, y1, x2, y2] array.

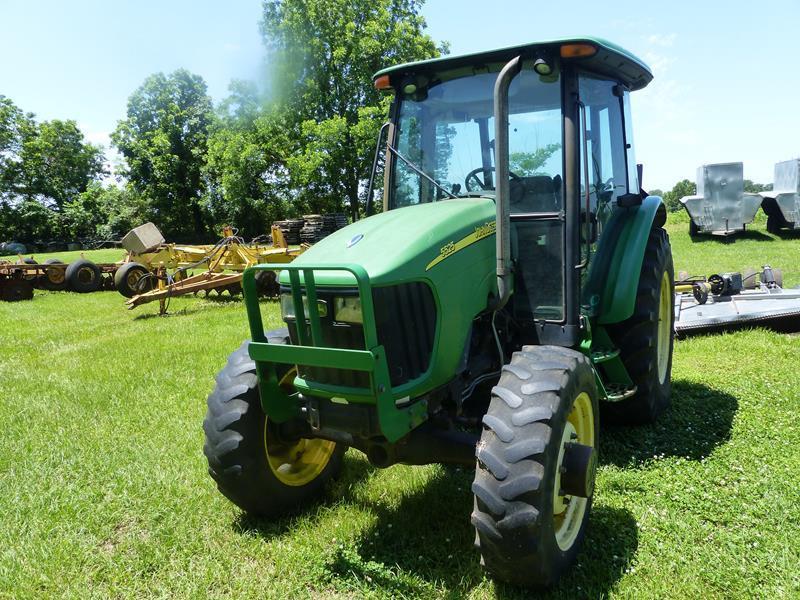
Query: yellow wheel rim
[[126, 269, 144, 289], [264, 368, 336, 487], [553, 391, 595, 551], [657, 270, 671, 384]]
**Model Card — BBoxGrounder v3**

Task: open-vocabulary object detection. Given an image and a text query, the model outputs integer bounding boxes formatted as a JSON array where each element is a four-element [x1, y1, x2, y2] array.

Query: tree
[[112, 69, 214, 241], [19, 119, 105, 209], [260, 0, 446, 219], [204, 111, 292, 238], [744, 179, 772, 193], [509, 145, 561, 176], [0, 96, 31, 202], [663, 179, 696, 212]]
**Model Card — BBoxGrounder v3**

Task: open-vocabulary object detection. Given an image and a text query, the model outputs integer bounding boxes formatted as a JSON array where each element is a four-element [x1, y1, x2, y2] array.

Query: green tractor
[[203, 37, 673, 587]]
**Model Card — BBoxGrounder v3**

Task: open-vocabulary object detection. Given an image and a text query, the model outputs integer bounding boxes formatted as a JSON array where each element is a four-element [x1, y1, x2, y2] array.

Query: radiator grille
[[285, 282, 436, 389]]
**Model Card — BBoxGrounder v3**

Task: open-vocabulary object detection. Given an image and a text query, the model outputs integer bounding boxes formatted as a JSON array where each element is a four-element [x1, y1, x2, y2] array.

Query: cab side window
[[578, 75, 627, 234]]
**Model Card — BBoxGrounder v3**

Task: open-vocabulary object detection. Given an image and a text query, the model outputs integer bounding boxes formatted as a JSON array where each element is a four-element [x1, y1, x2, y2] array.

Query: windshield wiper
[[387, 144, 459, 200]]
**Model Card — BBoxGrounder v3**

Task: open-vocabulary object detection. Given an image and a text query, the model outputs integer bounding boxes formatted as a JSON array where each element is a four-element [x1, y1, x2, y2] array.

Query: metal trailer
[[680, 162, 762, 236], [760, 159, 800, 233], [0, 257, 120, 301], [674, 266, 800, 334]]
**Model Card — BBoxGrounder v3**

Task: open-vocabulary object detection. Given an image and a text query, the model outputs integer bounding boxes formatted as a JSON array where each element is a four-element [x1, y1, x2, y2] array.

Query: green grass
[[1, 213, 799, 598], [9, 247, 129, 265]]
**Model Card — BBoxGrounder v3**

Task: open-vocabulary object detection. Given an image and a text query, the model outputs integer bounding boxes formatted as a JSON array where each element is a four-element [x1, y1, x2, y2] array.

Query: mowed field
[[1, 213, 799, 599]]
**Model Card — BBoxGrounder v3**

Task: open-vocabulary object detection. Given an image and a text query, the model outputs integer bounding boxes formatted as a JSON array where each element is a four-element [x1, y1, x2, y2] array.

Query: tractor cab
[[372, 38, 653, 344]]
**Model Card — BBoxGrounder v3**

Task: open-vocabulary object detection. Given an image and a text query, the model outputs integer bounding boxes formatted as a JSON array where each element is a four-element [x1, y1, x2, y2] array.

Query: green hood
[[281, 198, 497, 287]]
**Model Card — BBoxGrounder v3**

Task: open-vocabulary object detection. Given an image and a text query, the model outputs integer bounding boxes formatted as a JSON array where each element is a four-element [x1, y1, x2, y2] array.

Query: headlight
[[280, 293, 328, 319], [334, 296, 363, 324]]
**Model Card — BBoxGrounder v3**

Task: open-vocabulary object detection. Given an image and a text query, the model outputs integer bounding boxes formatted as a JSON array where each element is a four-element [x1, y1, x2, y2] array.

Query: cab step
[[604, 383, 637, 402]]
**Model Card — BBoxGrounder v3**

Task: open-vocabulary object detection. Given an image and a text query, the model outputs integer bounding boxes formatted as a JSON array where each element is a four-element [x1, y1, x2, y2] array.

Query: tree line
[[0, 0, 444, 244]]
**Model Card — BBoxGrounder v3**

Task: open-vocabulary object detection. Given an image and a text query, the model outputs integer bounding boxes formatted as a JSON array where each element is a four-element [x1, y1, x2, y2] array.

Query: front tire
[[607, 227, 674, 424], [472, 346, 599, 588], [203, 331, 344, 517]]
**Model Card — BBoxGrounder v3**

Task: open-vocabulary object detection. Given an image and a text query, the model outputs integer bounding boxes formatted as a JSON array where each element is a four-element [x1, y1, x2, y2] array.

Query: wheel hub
[[560, 442, 596, 498]]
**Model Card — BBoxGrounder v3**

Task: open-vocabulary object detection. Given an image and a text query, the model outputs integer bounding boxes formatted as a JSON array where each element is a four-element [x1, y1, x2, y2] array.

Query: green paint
[[374, 37, 652, 91], [585, 196, 666, 325]]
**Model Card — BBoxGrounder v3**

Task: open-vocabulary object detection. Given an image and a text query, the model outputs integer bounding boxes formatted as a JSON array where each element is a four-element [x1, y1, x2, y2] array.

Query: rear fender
[[585, 196, 666, 325]]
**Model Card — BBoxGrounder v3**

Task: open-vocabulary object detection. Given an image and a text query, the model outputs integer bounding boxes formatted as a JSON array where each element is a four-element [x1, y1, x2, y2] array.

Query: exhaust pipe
[[493, 56, 523, 310]]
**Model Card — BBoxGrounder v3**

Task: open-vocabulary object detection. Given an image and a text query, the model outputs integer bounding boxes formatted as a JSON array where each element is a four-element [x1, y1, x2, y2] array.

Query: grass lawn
[[1, 213, 799, 598]]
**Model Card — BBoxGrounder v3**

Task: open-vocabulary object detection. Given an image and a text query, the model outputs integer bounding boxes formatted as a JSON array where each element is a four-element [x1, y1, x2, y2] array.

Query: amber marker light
[[374, 75, 392, 90], [560, 43, 597, 58]]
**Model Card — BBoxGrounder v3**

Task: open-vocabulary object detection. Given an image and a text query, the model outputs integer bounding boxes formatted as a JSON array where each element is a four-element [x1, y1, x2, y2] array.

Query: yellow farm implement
[[121, 224, 305, 313]]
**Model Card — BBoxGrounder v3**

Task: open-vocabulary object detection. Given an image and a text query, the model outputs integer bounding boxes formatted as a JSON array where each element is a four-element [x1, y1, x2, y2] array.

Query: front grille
[[284, 282, 437, 389], [373, 282, 436, 386]]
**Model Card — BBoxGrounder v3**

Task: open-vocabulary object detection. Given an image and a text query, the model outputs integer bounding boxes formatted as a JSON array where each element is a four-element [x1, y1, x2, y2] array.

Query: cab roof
[[374, 37, 653, 91]]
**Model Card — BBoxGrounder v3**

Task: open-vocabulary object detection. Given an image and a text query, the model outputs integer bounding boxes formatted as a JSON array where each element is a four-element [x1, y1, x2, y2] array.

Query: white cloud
[[646, 33, 677, 47]]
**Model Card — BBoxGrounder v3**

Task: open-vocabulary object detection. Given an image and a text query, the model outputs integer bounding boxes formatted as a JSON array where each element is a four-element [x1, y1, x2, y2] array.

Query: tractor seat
[[511, 175, 561, 214]]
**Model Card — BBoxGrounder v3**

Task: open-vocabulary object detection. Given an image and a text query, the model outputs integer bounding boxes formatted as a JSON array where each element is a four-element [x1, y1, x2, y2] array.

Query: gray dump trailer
[[760, 159, 800, 234], [680, 162, 762, 236]]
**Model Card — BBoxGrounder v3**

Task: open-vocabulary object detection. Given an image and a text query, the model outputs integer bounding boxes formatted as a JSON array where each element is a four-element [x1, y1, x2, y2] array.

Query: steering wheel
[[464, 166, 521, 193]]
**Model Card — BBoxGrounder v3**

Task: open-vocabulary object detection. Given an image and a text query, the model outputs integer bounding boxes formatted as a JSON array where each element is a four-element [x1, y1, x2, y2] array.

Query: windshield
[[390, 69, 563, 211]]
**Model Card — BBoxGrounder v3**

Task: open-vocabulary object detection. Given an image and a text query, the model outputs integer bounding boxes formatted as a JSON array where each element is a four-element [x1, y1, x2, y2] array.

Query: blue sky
[[1, 0, 798, 190]]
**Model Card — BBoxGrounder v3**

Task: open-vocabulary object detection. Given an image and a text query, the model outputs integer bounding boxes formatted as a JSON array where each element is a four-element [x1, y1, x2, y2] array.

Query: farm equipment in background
[[203, 38, 676, 588], [120, 223, 305, 313], [674, 266, 800, 334], [680, 162, 763, 236], [760, 159, 800, 234], [0, 256, 120, 301]]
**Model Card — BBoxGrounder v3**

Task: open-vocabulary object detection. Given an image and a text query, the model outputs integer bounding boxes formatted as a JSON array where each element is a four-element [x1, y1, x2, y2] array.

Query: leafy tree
[[509, 144, 561, 176], [663, 179, 696, 212], [112, 69, 214, 241], [0, 96, 32, 201], [260, 0, 446, 218], [744, 179, 772, 193], [19, 119, 105, 209], [204, 111, 292, 238], [648, 188, 664, 198]]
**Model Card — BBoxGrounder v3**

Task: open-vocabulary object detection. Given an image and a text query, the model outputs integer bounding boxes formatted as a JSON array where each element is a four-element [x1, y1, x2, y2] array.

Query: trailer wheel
[[607, 227, 674, 424], [472, 346, 599, 588], [688, 219, 699, 237], [1, 278, 34, 301], [65, 259, 102, 293], [203, 330, 344, 517], [114, 262, 152, 298], [40, 259, 67, 291]]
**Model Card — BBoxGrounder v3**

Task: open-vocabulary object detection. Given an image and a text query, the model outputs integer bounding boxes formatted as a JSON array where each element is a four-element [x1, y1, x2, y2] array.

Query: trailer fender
[[586, 195, 667, 325]]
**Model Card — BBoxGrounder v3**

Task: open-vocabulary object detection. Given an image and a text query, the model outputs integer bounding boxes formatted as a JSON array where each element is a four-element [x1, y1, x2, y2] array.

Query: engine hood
[[279, 198, 497, 287]]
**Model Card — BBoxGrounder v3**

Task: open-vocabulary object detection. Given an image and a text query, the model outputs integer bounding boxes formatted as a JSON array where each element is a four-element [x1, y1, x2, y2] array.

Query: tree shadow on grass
[[600, 380, 738, 468]]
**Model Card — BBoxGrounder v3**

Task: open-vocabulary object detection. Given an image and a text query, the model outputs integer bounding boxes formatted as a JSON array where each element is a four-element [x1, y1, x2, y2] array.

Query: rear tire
[[607, 227, 674, 424], [203, 330, 344, 517], [65, 259, 102, 293], [472, 346, 599, 588], [688, 219, 698, 237]]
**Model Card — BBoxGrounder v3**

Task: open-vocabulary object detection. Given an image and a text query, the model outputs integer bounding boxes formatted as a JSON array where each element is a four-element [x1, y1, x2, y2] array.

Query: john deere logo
[[347, 233, 364, 248]]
